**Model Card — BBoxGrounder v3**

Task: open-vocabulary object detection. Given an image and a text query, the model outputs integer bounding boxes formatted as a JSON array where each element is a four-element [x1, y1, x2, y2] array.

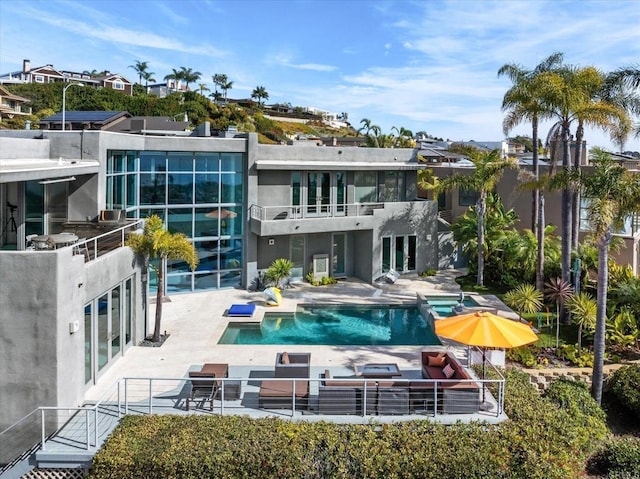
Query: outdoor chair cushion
[[228, 304, 256, 317], [428, 354, 446, 367]]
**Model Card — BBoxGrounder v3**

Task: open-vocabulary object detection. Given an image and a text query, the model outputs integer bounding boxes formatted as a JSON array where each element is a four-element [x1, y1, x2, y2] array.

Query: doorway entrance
[[382, 235, 416, 273]]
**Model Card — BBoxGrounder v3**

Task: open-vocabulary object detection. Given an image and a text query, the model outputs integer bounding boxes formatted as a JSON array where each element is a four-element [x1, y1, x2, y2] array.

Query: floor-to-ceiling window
[[85, 278, 135, 385], [107, 150, 245, 292]]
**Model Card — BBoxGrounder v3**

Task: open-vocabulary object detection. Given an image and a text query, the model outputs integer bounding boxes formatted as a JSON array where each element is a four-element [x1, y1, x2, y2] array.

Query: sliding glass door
[[381, 235, 417, 273]]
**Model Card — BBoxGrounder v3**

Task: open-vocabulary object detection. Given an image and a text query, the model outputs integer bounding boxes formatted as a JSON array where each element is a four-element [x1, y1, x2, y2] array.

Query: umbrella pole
[[482, 347, 486, 404]]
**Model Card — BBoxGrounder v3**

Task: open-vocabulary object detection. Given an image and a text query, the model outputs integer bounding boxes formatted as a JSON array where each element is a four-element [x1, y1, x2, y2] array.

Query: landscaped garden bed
[[87, 369, 638, 479]]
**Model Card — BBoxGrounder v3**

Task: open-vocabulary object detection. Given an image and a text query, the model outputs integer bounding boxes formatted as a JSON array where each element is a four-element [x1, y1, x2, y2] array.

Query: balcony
[[249, 203, 384, 236]]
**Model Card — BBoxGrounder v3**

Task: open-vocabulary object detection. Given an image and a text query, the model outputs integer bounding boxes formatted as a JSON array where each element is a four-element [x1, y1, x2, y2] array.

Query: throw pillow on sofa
[[428, 355, 446, 367], [442, 363, 455, 379]]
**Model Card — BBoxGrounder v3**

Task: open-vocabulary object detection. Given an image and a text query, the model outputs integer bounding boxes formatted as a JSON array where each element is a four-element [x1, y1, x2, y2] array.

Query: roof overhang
[[254, 160, 425, 171], [0, 158, 100, 183]]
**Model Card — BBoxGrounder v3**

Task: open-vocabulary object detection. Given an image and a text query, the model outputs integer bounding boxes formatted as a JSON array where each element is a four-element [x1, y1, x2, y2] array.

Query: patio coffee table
[[355, 363, 401, 378]]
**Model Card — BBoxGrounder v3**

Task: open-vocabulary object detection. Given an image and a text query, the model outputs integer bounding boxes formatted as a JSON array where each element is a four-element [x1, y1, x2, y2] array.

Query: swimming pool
[[425, 295, 479, 317], [218, 304, 441, 346]]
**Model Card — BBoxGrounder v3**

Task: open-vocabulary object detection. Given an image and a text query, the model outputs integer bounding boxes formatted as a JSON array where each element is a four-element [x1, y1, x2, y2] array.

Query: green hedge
[[609, 365, 640, 419], [89, 370, 608, 479], [587, 436, 640, 478]]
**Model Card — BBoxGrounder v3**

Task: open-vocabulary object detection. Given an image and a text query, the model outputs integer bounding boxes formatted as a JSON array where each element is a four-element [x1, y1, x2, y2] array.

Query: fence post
[[117, 381, 121, 419], [94, 407, 98, 449], [433, 383, 438, 417], [125, 379, 129, 414], [220, 380, 225, 416], [85, 409, 90, 450], [362, 381, 367, 417], [41, 409, 46, 450], [291, 380, 296, 417], [149, 379, 153, 414]]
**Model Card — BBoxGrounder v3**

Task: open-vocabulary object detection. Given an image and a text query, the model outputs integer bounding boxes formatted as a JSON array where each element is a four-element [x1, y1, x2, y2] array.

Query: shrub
[[545, 378, 608, 443], [506, 345, 538, 367], [609, 365, 640, 419], [88, 370, 603, 479], [587, 436, 640, 478], [556, 344, 594, 367]]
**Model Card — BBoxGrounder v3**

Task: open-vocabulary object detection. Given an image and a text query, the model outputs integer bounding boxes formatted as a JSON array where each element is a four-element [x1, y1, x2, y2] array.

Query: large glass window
[[111, 286, 121, 358], [140, 173, 166, 205], [292, 172, 301, 206], [220, 173, 243, 203], [140, 152, 166, 172], [84, 304, 92, 384], [195, 174, 219, 203], [97, 294, 109, 371], [383, 171, 406, 202], [107, 148, 245, 292], [167, 208, 192, 236], [355, 171, 378, 203], [25, 181, 44, 236]]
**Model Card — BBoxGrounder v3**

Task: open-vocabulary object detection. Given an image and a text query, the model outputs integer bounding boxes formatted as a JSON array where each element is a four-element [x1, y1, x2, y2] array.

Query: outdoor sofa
[[318, 370, 378, 415], [411, 351, 480, 413], [258, 352, 311, 409]]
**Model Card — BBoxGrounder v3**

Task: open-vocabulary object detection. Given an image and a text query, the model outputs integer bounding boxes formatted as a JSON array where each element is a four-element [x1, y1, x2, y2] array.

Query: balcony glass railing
[[250, 203, 385, 221]]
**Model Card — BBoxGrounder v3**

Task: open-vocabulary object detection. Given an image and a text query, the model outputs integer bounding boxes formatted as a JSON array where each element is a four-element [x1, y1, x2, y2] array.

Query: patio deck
[[1, 270, 514, 477]]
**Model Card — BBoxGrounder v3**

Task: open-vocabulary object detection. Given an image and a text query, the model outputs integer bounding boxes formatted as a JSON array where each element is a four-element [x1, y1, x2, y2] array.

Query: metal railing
[[250, 203, 385, 221], [71, 220, 144, 262], [0, 365, 505, 467]]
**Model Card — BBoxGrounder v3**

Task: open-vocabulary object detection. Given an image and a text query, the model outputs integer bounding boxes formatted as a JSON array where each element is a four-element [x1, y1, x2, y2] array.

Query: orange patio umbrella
[[434, 310, 539, 349], [434, 310, 538, 406]]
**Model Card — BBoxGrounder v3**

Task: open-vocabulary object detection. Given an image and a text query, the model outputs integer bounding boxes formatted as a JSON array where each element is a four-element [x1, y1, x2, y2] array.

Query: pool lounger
[[228, 304, 257, 317]]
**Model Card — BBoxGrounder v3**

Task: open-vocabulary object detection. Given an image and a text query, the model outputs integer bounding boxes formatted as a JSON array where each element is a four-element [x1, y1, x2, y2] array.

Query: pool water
[[218, 304, 441, 346], [426, 297, 479, 317]]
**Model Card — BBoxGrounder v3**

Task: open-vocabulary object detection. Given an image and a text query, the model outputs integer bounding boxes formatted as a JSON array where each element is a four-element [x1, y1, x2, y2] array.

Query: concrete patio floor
[[86, 269, 515, 402]]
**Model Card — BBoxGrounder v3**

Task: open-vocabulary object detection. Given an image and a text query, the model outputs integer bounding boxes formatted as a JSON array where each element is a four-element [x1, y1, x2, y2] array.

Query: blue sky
[[1, 0, 639, 151]]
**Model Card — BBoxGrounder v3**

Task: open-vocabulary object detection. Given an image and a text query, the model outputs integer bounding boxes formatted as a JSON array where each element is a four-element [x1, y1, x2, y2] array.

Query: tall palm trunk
[[572, 122, 585, 251], [536, 192, 545, 292], [153, 264, 164, 343], [592, 228, 611, 405], [532, 117, 540, 234], [476, 192, 487, 286], [560, 124, 573, 323]]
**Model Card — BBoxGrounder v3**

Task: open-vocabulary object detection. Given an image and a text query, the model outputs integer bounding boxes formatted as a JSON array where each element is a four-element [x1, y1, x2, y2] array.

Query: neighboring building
[[0, 125, 448, 430], [0, 85, 31, 119], [38, 111, 131, 131], [147, 80, 187, 98], [0, 59, 133, 95]]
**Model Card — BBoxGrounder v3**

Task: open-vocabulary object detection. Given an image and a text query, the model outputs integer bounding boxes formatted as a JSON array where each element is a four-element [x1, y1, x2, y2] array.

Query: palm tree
[[221, 79, 234, 100], [179, 67, 202, 91], [604, 65, 640, 140], [358, 118, 374, 136], [543, 66, 631, 295], [544, 277, 574, 348], [198, 83, 210, 96], [391, 126, 414, 147], [504, 284, 544, 321], [554, 148, 640, 403], [435, 149, 518, 286], [499, 52, 564, 291], [265, 258, 294, 289], [569, 68, 632, 251], [448, 193, 518, 282], [567, 292, 597, 351], [129, 60, 150, 85], [126, 215, 198, 342], [251, 85, 269, 105], [141, 71, 155, 88]]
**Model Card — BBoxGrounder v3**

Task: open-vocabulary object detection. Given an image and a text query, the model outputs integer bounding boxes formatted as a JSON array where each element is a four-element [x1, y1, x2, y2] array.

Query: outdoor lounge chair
[[274, 352, 311, 378], [186, 371, 220, 411], [227, 303, 256, 317]]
